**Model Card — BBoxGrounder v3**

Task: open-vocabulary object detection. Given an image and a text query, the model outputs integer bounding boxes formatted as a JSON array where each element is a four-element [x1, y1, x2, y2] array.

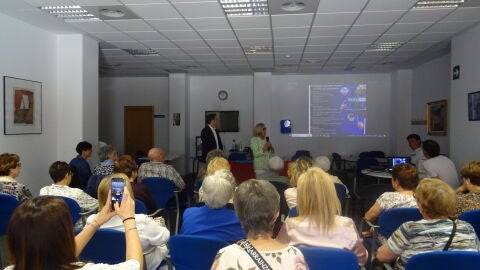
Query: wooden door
[[124, 106, 153, 157]]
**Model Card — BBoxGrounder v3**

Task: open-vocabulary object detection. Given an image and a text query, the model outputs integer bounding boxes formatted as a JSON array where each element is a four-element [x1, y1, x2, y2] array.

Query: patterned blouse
[[376, 192, 417, 211], [40, 184, 98, 211], [0, 177, 32, 201], [137, 162, 185, 189], [92, 160, 115, 176], [211, 244, 308, 270], [455, 190, 480, 218], [387, 219, 480, 270]]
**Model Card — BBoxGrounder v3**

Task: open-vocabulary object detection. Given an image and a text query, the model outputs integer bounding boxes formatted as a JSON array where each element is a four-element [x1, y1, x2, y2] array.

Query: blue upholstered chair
[[0, 193, 20, 268], [299, 246, 359, 270], [459, 209, 480, 239], [405, 251, 480, 270], [167, 235, 229, 270], [78, 228, 126, 264]]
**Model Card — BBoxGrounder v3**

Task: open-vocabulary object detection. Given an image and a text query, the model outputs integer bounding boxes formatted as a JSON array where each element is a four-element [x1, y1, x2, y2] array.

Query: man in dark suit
[[201, 114, 223, 162]]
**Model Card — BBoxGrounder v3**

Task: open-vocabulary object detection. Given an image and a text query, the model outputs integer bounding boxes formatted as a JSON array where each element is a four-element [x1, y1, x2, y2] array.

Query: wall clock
[[218, 90, 228, 101]]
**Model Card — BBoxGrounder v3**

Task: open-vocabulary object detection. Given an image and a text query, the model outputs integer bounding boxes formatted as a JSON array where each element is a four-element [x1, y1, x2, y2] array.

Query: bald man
[[137, 147, 185, 189]]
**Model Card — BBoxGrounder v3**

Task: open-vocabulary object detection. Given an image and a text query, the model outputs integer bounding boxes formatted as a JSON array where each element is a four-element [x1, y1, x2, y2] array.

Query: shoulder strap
[[237, 239, 273, 270], [443, 219, 457, 251]]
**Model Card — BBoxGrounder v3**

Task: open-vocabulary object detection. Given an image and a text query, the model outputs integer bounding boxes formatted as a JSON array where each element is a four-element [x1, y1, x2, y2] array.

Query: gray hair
[[200, 173, 235, 209], [314, 156, 331, 172], [268, 156, 284, 171], [98, 145, 116, 162]]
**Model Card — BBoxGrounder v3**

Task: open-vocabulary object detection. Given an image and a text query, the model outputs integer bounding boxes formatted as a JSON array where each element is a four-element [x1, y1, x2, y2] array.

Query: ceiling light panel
[[40, 5, 97, 20], [219, 0, 269, 16], [413, 0, 464, 9], [366, 42, 404, 52]]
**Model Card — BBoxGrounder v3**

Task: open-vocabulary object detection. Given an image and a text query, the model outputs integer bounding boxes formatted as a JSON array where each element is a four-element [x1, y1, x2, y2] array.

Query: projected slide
[[309, 84, 366, 136]]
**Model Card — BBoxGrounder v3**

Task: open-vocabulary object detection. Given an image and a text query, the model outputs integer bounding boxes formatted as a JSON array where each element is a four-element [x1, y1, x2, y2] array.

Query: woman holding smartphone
[[5, 185, 143, 269], [88, 174, 170, 270]]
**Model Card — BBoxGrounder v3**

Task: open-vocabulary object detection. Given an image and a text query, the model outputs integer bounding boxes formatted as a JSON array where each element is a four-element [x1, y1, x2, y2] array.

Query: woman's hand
[[94, 190, 116, 226], [263, 141, 272, 151], [114, 187, 135, 220]]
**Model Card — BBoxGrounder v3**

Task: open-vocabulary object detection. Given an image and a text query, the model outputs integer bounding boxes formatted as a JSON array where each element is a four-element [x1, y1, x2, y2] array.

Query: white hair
[[314, 156, 331, 172], [199, 172, 235, 209], [268, 156, 284, 171]]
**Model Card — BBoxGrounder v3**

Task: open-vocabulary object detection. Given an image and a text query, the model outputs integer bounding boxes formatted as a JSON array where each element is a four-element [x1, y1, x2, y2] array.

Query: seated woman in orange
[[278, 167, 368, 266]]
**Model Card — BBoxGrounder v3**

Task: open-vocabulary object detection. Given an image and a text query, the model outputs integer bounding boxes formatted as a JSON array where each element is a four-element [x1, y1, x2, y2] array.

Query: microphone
[[266, 136, 270, 142]]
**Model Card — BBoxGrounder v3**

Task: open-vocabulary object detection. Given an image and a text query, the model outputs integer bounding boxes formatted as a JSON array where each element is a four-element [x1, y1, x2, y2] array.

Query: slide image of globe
[[347, 113, 355, 121], [340, 87, 349, 95], [357, 121, 364, 129]]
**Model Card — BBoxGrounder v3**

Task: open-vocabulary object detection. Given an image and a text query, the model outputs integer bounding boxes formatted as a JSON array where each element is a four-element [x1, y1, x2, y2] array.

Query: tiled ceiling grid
[[22, 0, 480, 76]]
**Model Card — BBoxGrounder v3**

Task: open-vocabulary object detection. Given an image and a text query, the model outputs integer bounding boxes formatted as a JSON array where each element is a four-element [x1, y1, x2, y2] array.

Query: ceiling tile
[[127, 3, 181, 19], [442, 7, 480, 22], [143, 40, 178, 48], [197, 29, 237, 39], [229, 15, 270, 29], [313, 12, 359, 27], [303, 52, 330, 59], [349, 24, 390, 35], [356, 10, 405, 25], [155, 48, 184, 54], [205, 39, 240, 47], [376, 33, 416, 42], [120, 0, 168, 3], [239, 38, 272, 47], [67, 21, 117, 32], [187, 17, 231, 30], [108, 41, 147, 49], [273, 27, 310, 38], [275, 37, 308, 46], [161, 30, 201, 40], [332, 51, 361, 57], [107, 19, 155, 31], [174, 39, 208, 47], [310, 26, 350, 37], [173, 1, 225, 18], [316, 0, 368, 13], [91, 32, 134, 42], [342, 35, 378, 43], [410, 32, 453, 42], [364, 0, 417, 11], [100, 49, 130, 56], [386, 22, 433, 34], [274, 46, 305, 53], [307, 36, 342, 45], [125, 31, 166, 41], [235, 28, 271, 39], [72, 0, 122, 5], [271, 14, 314, 28], [426, 21, 477, 33], [220, 55, 247, 60], [147, 19, 193, 31], [305, 44, 337, 52], [398, 9, 454, 23], [212, 47, 245, 54], [337, 43, 370, 51], [183, 47, 213, 54]]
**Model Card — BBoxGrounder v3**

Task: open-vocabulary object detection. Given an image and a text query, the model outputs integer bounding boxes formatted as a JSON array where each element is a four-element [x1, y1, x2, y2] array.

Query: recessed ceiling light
[[366, 42, 403, 52], [100, 8, 125, 18], [219, 0, 269, 16], [123, 48, 159, 56], [304, 59, 323, 64], [243, 46, 272, 54], [413, 0, 464, 9], [284, 54, 291, 58], [40, 5, 98, 21], [281, 2, 305, 12]]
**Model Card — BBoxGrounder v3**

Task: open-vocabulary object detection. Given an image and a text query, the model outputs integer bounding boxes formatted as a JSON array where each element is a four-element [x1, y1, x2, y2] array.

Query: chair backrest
[[356, 157, 379, 172], [405, 251, 480, 270], [289, 206, 298, 217], [299, 246, 359, 270], [334, 183, 347, 205], [378, 208, 422, 239], [228, 152, 247, 161], [332, 153, 342, 170], [135, 199, 148, 214], [55, 196, 81, 225], [459, 209, 480, 239], [141, 177, 176, 208], [291, 150, 311, 161], [168, 235, 229, 270], [0, 193, 20, 235], [79, 228, 126, 264]]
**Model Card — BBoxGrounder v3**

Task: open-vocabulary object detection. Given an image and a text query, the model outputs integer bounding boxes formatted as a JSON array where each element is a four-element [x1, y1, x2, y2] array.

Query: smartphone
[[111, 178, 125, 209]]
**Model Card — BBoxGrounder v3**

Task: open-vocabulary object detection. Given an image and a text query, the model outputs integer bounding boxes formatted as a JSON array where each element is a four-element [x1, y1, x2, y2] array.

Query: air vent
[[413, 0, 464, 9]]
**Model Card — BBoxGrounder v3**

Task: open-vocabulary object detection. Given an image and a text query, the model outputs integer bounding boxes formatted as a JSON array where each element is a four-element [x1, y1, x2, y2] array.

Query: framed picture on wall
[[468, 91, 480, 121], [426, 99, 447, 135], [3, 76, 42, 134]]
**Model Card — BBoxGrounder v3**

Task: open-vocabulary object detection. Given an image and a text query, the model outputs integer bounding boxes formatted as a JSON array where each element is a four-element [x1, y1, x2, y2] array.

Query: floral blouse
[[211, 244, 308, 270], [0, 177, 32, 201], [455, 190, 480, 218]]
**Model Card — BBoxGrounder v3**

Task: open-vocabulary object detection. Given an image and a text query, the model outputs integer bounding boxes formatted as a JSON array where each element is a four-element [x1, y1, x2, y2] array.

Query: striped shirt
[[387, 219, 480, 270], [137, 161, 185, 189]]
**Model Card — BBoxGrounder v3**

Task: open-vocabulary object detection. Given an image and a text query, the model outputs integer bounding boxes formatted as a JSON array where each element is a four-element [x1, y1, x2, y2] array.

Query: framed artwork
[[427, 99, 447, 135], [468, 91, 480, 121], [3, 76, 42, 134]]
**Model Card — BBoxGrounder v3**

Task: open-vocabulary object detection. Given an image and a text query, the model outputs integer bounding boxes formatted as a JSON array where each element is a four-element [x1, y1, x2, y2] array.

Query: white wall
[[450, 23, 480, 170], [391, 69, 413, 156], [411, 53, 451, 155], [0, 13, 98, 195], [99, 77, 169, 154]]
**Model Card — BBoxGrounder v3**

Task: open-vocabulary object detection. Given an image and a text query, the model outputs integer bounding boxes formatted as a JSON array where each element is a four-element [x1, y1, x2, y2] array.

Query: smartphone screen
[[111, 178, 125, 209]]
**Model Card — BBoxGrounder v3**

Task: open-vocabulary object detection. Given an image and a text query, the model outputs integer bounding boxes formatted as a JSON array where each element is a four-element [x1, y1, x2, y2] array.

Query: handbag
[[443, 219, 457, 251], [237, 239, 273, 270]]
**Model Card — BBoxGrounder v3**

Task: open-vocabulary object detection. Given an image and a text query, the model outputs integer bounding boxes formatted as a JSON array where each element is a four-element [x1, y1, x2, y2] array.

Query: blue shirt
[[69, 155, 92, 190], [180, 204, 245, 243]]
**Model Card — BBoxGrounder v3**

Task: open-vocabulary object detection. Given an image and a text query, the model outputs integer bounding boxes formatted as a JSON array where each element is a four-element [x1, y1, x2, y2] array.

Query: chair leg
[[175, 194, 180, 235]]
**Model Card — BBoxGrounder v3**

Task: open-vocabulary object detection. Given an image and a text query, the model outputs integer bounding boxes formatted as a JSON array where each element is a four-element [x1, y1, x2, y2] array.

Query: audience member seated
[[422, 139, 459, 188], [376, 178, 480, 270], [284, 156, 313, 208], [69, 141, 93, 190], [206, 157, 231, 175], [0, 153, 32, 201], [455, 161, 480, 217], [5, 191, 143, 269], [255, 156, 289, 184], [313, 155, 350, 196], [363, 163, 418, 239], [92, 145, 117, 175], [181, 169, 245, 243], [114, 156, 157, 215], [40, 161, 98, 212], [211, 179, 308, 269], [277, 167, 368, 266], [137, 147, 185, 190], [87, 175, 170, 270], [196, 149, 225, 183]]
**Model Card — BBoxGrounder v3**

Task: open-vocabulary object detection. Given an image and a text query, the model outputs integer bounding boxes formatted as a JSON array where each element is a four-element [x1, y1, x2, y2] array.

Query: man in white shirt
[[422, 139, 460, 188], [407, 134, 426, 179], [200, 114, 223, 162]]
